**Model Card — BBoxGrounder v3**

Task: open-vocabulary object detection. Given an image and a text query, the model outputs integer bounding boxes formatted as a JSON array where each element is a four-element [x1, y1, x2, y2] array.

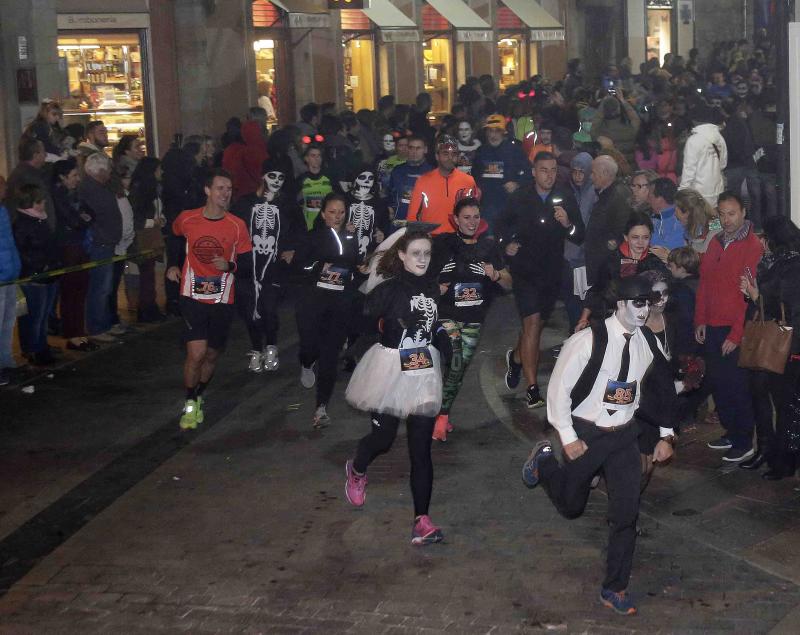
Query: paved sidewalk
[[1, 295, 800, 633]]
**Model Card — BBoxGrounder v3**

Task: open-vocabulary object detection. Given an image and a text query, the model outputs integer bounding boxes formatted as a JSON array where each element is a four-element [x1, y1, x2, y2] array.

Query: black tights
[[354, 413, 435, 517]]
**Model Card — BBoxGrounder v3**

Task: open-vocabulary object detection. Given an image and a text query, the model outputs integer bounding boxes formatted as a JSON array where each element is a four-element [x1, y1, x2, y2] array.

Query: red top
[[694, 225, 763, 344], [173, 208, 252, 304], [409, 168, 477, 235], [222, 120, 268, 202]]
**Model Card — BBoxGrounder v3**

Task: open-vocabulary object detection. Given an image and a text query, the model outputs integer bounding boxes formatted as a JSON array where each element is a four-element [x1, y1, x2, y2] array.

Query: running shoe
[[432, 414, 449, 442], [722, 447, 755, 462], [521, 440, 553, 488], [195, 395, 205, 424], [707, 436, 732, 450], [344, 460, 367, 506], [599, 588, 637, 616], [312, 404, 330, 428], [411, 515, 444, 546], [505, 348, 522, 390], [300, 364, 316, 388], [526, 384, 545, 409], [179, 399, 199, 430], [263, 345, 279, 371], [247, 350, 264, 373]]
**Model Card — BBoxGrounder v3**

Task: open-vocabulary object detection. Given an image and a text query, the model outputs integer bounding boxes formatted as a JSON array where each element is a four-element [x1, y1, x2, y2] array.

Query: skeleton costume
[[345, 169, 390, 260]]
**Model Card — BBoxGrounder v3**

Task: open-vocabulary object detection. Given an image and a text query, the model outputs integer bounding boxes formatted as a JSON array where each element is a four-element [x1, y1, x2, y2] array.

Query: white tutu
[[346, 343, 442, 418]]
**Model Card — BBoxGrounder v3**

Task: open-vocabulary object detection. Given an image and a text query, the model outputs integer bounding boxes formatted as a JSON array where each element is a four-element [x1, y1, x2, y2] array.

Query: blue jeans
[[18, 283, 57, 354], [0, 284, 18, 368], [86, 244, 115, 336]]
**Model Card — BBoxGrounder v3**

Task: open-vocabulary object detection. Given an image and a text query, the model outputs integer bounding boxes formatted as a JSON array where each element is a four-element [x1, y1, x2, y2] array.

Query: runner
[[231, 160, 305, 373], [521, 274, 676, 616], [295, 192, 362, 428], [386, 135, 431, 226], [431, 196, 511, 441], [166, 169, 252, 430], [343, 230, 452, 545], [298, 144, 334, 230]]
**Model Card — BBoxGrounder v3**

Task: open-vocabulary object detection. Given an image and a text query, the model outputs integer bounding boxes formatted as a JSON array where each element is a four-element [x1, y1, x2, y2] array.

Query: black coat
[[13, 213, 59, 279], [584, 181, 633, 286], [585, 247, 669, 317], [756, 251, 800, 354]]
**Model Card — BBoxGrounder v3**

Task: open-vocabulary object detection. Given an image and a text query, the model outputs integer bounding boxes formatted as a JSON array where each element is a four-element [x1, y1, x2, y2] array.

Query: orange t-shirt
[[173, 208, 252, 304], [408, 168, 477, 235]]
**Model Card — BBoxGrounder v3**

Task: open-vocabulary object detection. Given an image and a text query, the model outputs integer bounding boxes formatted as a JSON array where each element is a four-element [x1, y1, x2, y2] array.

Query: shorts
[[179, 296, 235, 350], [513, 277, 558, 320]]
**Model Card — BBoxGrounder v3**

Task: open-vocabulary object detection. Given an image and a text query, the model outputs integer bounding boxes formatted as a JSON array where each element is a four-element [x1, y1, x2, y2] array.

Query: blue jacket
[[387, 160, 432, 221], [650, 206, 686, 250], [0, 206, 21, 282], [472, 139, 531, 216]]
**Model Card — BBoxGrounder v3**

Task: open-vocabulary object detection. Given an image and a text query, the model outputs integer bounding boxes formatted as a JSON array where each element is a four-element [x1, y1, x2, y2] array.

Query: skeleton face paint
[[264, 171, 285, 194], [383, 134, 396, 153], [352, 170, 375, 201], [457, 122, 473, 144], [399, 238, 432, 276], [617, 299, 650, 330], [651, 281, 669, 314]]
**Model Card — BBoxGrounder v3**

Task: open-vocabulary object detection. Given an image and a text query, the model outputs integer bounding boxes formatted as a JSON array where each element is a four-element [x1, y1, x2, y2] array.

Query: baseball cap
[[483, 114, 507, 131]]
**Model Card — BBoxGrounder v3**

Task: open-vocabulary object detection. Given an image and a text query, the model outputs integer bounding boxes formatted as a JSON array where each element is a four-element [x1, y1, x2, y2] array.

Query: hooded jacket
[[222, 120, 268, 203], [565, 152, 597, 267], [679, 123, 728, 206], [0, 206, 21, 282]]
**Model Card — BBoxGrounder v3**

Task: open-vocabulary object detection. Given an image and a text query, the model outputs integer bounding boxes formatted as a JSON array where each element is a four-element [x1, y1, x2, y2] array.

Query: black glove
[[433, 325, 453, 367]]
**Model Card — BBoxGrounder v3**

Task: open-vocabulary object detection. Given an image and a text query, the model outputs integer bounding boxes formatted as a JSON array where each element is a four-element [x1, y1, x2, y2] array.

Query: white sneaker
[[263, 345, 279, 371], [89, 332, 118, 343], [108, 323, 128, 336], [300, 364, 316, 388], [313, 404, 330, 428], [247, 350, 264, 373]]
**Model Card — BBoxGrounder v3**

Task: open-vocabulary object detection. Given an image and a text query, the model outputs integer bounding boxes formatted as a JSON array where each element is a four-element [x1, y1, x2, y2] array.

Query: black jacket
[[296, 223, 362, 293], [78, 176, 121, 248], [53, 183, 92, 247], [756, 251, 800, 354], [13, 213, 59, 280], [584, 181, 632, 286]]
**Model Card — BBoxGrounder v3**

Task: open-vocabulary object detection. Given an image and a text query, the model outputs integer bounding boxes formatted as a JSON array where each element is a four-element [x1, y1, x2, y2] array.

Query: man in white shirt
[[521, 274, 676, 616]]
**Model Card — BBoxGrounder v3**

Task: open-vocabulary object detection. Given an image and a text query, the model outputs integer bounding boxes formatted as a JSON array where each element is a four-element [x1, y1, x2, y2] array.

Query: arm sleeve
[[172, 211, 187, 237], [235, 219, 253, 255], [564, 194, 585, 245], [546, 331, 592, 445], [694, 252, 709, 328], [494, 191, 519, 245], [679, 137, 698, 189], [408, 179, 424, 222], [728, 240, 764, 344]]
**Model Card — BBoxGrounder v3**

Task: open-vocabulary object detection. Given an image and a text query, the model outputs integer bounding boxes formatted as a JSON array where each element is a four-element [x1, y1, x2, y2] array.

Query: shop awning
[[269, 0, 326, 13], [501, 0, 563, 29], [362, 0, 416, 29], [425, 0, 490, 30]]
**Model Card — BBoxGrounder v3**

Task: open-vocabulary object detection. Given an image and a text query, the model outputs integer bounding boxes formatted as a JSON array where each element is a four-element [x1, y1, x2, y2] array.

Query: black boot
[[739, 446, 769, 470]]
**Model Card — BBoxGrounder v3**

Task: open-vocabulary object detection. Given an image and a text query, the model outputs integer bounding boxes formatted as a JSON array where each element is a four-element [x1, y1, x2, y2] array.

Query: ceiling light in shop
[[253, 39, 275, 51], [500, 39, 516, 46], [58, 45, 100, 50]]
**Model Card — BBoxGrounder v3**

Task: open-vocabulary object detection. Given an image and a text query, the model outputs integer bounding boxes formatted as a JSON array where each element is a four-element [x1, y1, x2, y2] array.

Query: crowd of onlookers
[[2, 35, 799, 481]]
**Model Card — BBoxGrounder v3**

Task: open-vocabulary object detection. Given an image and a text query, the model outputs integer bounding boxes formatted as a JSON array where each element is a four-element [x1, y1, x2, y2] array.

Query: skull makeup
[[264, 171, 285, 194], [352, 170, 375, 201], [650, 281, 669, 314], [457, 121, 473, 144], [382, 134, 396, 153], [616, 299, 650, 330]]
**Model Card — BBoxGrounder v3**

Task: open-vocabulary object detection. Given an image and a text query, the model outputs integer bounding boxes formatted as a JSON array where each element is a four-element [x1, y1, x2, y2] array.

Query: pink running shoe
[[345, 460, 367, 506], [411, 515, 444, 546]]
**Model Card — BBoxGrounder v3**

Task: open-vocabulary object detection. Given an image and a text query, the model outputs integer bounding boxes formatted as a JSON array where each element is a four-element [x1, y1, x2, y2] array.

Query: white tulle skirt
[[346, 343, 443, 418]]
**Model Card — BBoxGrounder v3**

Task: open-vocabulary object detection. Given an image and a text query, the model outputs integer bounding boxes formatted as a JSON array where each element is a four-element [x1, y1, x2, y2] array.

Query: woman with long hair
[[25, 99, 66, 160], [344, 229, 451, 545], [674, 188, 721, 253]]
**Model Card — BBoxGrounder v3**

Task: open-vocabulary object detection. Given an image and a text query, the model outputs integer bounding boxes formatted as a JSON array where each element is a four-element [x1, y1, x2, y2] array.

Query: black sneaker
[[722, 447, 755, 463], [505, 349, 522, 390], [526, 384, 545, 409], [707, 436, 733, 450]]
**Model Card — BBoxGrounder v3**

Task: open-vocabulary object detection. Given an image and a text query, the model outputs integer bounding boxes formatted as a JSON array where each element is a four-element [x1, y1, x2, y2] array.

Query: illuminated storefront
[[341, 9, 376, 112], [646, 0, 674, 63], [253, 0, 291, 125], [421, 4, 453, 114]]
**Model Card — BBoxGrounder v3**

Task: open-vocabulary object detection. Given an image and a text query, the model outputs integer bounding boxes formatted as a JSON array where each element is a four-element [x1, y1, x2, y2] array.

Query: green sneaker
[[179, 399, 199, 430], [195, 395, 205, 424]]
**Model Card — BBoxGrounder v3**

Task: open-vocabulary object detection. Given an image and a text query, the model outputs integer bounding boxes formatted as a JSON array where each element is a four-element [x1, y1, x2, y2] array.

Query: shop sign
[[380, 29, 420, 43], [456, 30, 492, 43], [530, 29, 565, 41], [288, 13, 331, 28], [18, 36, 28, 61], [58, 13, 150, 29]]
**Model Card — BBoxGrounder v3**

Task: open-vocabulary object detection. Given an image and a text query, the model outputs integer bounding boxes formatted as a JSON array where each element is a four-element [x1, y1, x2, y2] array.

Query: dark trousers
[[236, 279, 280, 350], [19, 283, 58, 354], [560, 259, 585, 332], [138, 258, 157, 313], [60, 244, 89, 339], [750, 369, 782, 452], [165, 235, 186, 307], [770, 360, 800, 473], [354, 413, 436, 517], [296, 289, 351, 407], [703, 326, 755, 449], [110, 259, 126, 325], [538, 419, 641, 592]]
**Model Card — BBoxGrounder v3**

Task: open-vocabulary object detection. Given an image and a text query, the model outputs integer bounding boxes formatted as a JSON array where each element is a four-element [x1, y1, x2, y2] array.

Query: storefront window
[[423, 38, 452, 113], [498, 37, 524, 91], [646, 9, 672, 63], [58, 33, 146, 149], [254, 39, 278, 123], [343, 37, 376, 112]]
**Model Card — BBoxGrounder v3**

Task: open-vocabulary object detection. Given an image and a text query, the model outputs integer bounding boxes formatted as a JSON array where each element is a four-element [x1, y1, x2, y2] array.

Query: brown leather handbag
[[738, 296, 793, 374]]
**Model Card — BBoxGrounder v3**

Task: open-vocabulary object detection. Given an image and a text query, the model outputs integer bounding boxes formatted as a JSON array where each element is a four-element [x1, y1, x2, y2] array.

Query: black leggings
[[236, 279, 280, 350], [354, 413, 436, 517]]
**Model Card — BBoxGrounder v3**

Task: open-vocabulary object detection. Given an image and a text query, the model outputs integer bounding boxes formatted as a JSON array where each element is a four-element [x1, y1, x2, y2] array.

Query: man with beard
[[521, 274, 676, 616], [232, 161, 305, 373]]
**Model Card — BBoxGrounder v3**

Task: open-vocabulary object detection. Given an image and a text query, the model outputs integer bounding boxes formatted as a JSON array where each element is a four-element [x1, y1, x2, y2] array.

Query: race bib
[[192, 275, 223, 301], [482, 161, 504, 179], [401, 189, 412, 205], [454, 282, 483, 307], [603, 379, 637, 411], [317, 264, 350, 291], [399, 346, 434, 375]]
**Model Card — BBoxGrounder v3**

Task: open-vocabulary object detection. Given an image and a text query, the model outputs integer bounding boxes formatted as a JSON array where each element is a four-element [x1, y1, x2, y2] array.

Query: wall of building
[[694, 0, 753, 60]]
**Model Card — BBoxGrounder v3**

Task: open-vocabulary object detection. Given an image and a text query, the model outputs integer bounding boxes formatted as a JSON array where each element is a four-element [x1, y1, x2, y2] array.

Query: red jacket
[[694, 223, 763, 344], [222, 121, 268, 203]]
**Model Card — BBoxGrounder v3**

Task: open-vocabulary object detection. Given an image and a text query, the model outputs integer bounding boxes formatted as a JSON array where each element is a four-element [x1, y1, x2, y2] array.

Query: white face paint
[[352, 171, 375, 201], [616, 299, 650, 331], [650, 281, 669, 314], [383, 134, 396, 153], [264, 171, 285, 194], [457, 122, 473, 144], [399, 238, 432, 276]]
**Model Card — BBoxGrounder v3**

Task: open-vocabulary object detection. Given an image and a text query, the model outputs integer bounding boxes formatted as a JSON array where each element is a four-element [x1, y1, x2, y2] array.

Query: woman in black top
[[344, 230, 451, 546], [295, 192, 362, 428], [431, 197, 511, 441]]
